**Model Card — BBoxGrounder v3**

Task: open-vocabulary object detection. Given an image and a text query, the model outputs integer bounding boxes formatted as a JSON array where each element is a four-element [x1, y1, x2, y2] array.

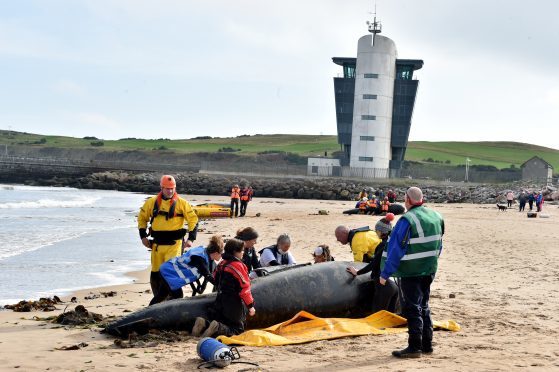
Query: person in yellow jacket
[[335, 225, 381, 262], [138, 175, 199, 298]]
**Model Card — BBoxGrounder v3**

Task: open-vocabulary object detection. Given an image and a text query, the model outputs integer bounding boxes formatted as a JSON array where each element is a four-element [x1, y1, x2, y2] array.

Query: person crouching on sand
[[150, 235, 224, 305], [259, 234, 297, 267], [191, 238, 255, 338], [312, 244, 334, 263], [346, 213, 398, 313]]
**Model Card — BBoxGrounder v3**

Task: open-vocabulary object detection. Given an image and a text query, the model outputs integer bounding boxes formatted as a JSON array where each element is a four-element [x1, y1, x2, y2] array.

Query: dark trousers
[[372, 279, 399, 313], [240, 200, 248, 216], [519, 202, 526, 212], [400, 274, 434, 350], [507, 200, 513, 207], [149, 276, 183, 306], [230, 199, 239, 217], [528, 200, 534, 211], [537, 203, 542, 212], [209, 293, 247, 336]]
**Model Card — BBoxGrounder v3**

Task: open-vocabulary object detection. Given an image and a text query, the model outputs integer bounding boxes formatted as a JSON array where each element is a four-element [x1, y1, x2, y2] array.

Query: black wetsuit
[[356, 239, 399, 313], [242, 247, 261, 272], [209, 253, 253, 336]]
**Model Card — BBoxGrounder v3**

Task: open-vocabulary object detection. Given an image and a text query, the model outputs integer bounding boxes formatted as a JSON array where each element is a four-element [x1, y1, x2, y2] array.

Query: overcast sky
[[0, 0, 558, 148]]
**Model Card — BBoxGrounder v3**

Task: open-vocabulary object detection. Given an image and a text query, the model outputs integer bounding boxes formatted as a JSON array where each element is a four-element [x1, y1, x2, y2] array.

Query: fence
[[200, 161, 308, 177], [0, 155, 200, 173]]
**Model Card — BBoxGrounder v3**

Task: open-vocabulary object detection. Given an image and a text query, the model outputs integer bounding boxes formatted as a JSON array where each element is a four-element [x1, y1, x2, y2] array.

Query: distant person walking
[[506, 191, 514, 208], [239, 185, 251, 217], [528, 192, 535, 211], [518, 192, 527, 212], [230, 184, 240, 218], [387, 189, 397, 203], [536, 192, 544, 212]]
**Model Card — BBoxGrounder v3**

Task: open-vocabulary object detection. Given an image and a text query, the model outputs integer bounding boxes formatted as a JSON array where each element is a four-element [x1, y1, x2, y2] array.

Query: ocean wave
[[0, 184, 78, 192], [0, 196, 101, 209]]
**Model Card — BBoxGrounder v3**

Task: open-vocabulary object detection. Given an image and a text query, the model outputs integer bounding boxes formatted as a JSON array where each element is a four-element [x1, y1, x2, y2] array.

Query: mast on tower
[[366, 3, 382, 45]]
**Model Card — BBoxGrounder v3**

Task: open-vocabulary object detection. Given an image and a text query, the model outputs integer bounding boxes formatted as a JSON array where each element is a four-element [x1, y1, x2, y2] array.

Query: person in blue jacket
[[150, 235, 224, 305], [380, 187, 445, 358]]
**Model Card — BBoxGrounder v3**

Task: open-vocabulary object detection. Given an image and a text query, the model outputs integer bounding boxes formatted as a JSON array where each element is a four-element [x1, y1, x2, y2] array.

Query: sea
[[0, 184, 150, 306]]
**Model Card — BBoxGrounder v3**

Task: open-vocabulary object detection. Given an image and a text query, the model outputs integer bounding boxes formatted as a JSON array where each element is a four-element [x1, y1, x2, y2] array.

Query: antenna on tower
[[366, 2, 382, 45]]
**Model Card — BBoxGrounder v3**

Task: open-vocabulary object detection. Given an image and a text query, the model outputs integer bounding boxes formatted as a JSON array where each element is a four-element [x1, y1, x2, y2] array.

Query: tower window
[[363, 94, 377, 99], [364, 73, 379, 78], [361, 115, 376, 120], [359, 156, 374, 162], [360, 136, 375, 141]]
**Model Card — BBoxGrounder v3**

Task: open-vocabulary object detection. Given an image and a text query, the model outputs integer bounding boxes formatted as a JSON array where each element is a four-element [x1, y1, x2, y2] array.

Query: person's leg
[[170, 287, 184, 300], [149, 271, 163, 302], [420, 275, 435, 353], [393, 277, 423, 358], [372, 278, 399, 313], [230, 199, 235, 218], [149, 278, 173, 306], [234, 200, 239, 217], [529, 200, 533, 210], [240, 201, 247, 216]]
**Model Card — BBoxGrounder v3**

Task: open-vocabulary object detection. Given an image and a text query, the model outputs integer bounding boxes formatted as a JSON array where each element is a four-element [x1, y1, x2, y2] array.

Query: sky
[[0, 0, 558, 148]]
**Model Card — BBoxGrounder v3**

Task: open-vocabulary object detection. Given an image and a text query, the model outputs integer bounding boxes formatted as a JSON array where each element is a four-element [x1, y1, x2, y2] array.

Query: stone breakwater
[[19, 171, 559, 204]]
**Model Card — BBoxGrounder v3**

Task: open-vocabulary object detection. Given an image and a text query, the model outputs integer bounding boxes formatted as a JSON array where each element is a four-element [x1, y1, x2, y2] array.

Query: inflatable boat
[[192, 203, 231, 218]]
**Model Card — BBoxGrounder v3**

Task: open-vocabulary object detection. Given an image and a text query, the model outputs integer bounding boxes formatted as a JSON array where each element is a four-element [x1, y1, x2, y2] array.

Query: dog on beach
[[496, 204, 507, 212]]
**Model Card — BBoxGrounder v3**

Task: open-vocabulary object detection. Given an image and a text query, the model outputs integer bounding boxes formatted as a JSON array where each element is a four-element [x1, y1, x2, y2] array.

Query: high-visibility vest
[[240, 188, 250, 201], [381, 201, 390, 212], [159, 246, 209, 291], [231, 187, 240, 199], [381, 206, 443, 277]]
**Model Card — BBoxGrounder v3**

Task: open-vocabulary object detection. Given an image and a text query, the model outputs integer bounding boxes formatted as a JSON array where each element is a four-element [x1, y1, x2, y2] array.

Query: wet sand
[[0, 196, 558, 371]]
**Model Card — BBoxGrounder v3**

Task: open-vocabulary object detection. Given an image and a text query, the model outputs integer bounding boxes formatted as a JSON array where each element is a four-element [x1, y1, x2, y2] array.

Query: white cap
[[313, 246, 324, 256]]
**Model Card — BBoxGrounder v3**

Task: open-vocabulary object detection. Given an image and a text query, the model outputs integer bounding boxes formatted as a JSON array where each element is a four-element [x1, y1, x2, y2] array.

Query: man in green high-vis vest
[[379, 187, 445, 358]]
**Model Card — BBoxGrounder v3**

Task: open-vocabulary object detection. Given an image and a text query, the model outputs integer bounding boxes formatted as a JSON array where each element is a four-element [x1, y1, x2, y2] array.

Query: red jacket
[[214, 257, 254, 307]]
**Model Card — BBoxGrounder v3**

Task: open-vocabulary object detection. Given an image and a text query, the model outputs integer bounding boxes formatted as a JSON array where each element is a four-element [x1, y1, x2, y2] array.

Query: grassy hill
[[1, 130, 558, 170]]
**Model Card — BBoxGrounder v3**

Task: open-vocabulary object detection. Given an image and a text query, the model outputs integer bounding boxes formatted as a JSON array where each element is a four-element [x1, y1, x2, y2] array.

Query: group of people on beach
[[229, 183, 253, 217], [506, 190, 545, 212], [138, 175, 445, 358]]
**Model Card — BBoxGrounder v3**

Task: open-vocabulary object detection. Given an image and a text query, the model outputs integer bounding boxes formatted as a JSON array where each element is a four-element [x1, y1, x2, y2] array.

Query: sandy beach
[[1, 196, 558, 371]]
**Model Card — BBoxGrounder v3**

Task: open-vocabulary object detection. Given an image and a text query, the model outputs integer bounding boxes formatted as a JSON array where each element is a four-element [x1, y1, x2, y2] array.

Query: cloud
[[52, 80, 85, 96], [76, 112, 120, 130]]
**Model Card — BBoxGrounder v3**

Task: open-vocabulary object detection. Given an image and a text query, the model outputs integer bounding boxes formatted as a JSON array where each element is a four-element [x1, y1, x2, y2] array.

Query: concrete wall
[[350, 34, 397, 172], [307, 157, 341, 177]]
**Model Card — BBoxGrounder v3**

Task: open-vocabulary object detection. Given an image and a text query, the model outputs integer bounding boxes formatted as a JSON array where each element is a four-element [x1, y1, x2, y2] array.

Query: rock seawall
[[13, 171, 558, 204]]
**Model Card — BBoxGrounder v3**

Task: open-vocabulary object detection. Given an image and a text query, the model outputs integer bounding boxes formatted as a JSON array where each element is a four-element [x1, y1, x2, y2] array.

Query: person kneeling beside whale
[[192, 238, 256, 338], [150, 235, 224, 305], [346, 213, 399, 313], [259, 234, 297, 267]]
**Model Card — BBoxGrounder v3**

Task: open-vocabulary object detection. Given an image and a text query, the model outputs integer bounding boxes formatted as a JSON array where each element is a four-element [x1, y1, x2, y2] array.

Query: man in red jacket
[[192, 238, 256, 337]]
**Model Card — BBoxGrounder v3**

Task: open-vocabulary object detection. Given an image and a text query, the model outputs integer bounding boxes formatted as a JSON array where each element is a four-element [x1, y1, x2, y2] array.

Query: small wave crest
[[0, 196, 101, 209]]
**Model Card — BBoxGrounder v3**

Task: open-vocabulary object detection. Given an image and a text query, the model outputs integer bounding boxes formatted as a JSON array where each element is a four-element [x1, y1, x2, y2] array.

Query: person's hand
[[379, 277, 387, 286], [141, 238, 151, 249], [346, 267, 358, 277], [248, 307, 256, 317], [183, 240, 193, 249]]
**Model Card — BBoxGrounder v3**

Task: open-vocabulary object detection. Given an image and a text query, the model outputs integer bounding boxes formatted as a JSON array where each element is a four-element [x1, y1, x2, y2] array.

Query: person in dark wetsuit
[[346, 213, 399, 313], [191, 238, 256, 338], [151, 235, 224, 305], [235, 227, 261, 278]]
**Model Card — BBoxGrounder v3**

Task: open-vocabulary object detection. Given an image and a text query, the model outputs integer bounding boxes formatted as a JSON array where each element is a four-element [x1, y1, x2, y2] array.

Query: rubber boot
[[392, 334, 422, 358], [150, 271, 162, 299], [191, 317, 209, 337], [422, 329, 434, 354], [202, 320, 229, 338]]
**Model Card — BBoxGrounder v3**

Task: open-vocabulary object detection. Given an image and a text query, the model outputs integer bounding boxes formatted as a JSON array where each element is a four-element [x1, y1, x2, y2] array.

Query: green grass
[[1, 130, 558, 170], [406, 141, 559, 169]]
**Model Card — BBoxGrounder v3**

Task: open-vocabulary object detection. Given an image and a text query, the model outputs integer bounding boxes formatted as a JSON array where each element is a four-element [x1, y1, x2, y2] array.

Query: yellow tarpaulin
[[217, 310, 460, 347]]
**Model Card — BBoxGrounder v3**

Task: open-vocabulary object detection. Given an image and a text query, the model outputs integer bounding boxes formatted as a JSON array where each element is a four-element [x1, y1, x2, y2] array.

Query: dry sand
[[1, 196, 558, 371]]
